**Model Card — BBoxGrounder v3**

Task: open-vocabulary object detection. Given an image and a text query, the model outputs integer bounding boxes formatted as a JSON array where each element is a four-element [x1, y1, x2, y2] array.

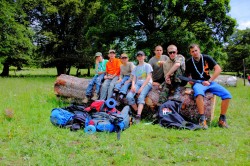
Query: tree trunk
[[0, 62, 10, 76], [87, 67, 90, 76], [56, 64, 66, 76]]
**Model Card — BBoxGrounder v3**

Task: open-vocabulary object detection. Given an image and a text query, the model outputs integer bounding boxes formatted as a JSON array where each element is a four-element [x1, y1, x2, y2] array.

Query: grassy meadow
[[0, 68, 249, 165]]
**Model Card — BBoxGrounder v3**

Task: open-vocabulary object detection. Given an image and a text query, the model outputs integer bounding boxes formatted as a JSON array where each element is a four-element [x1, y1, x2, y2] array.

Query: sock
[[199, 114, 205, 121], [219, 114, 226, 121]]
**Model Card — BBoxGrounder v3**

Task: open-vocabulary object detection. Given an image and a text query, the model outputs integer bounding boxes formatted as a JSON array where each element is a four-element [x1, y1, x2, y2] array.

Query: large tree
[[0, 0, 34, 76], [225, 28, 250, 74], [91, 0, 235, 60]]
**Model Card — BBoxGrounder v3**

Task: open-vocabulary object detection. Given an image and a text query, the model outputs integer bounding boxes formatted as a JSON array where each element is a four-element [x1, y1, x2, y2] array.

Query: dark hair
[[188, 43, 200, 51]]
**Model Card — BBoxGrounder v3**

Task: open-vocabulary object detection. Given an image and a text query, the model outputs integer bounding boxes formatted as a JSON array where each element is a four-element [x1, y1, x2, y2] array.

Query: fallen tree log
[[54, 74, 216, 122], [214, 75, 237, 87]]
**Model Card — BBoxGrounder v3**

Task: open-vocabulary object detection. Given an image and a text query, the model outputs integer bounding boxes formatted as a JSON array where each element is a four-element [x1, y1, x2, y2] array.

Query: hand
[[116, 79, 122, 83], [137, 87, 143, 95], [130, 86, 136, 93], [125, 80, 130, 84], [165, 77, 171, 84], [104, 75, 108, 79], [202, 80, 211, 86]]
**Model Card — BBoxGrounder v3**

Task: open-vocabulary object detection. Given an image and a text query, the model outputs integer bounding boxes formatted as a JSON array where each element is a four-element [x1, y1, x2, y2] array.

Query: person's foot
[[218, 119, 229, 128], [91, 93, 99, 100], [135, 115, 141, 124], [83, 97, 89, 103], [199, 118, 208, 130]]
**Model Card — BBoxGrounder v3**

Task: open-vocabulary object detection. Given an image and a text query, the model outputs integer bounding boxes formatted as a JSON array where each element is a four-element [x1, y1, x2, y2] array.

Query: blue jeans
[[126, 82, 152, 105], [193, 82, 232, 100], [100, 76, 119, 100], [114, 76, 131, 94], [85, 74, 105, 97]]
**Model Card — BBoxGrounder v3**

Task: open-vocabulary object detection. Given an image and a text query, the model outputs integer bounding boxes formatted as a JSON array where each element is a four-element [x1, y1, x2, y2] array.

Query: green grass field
[[0, 68, 249, 165]]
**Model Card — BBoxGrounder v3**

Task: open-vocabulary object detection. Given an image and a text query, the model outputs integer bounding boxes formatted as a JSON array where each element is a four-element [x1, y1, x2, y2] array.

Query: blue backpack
[[89, 105, 131, 140], [50, 108, 74, 127]]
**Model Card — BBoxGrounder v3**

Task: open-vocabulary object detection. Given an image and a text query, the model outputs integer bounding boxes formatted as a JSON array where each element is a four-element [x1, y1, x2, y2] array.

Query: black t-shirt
[[185, 54, 217, 81]]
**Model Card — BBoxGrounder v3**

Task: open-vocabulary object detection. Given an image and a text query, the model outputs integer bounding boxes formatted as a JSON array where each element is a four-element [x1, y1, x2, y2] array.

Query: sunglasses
[[168, 51, 176, 54], [109, 51, 115, 54], [121, 57, 128, 59]]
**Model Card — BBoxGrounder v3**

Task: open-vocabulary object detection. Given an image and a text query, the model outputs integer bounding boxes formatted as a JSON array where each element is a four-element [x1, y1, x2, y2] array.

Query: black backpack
[[154, 99, 202, 130]]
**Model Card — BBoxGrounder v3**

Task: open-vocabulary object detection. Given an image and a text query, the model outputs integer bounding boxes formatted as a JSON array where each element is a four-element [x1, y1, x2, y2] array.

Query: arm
[[130, 75, 136, 93], [137, 73, 152, 94]]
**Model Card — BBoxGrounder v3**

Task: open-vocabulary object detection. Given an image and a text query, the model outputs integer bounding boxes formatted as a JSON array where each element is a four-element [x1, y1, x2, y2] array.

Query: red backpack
[[84, 99, 120, 114]]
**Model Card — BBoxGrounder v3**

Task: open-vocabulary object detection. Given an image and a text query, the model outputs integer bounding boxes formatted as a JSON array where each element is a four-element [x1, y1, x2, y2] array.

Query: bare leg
[[137, 104, 144, 115], [221, 99, 230, 115], [131, 104, 138, 113], [196, 95, 204, 114]]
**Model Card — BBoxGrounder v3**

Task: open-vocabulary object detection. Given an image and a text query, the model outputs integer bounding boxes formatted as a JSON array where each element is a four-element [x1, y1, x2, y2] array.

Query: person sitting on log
[[158, 44, 186, 105], [99, 49, 122, 100], [185, 43, 232, 129], [112, 53, 135, 104], [148, 45, 168, 87], [126, 51, 153, 123], [83, 52, 108, 103]]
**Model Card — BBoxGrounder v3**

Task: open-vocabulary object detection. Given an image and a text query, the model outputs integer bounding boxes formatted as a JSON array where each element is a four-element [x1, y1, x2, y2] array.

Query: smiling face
[[108, 50, 116, 60]]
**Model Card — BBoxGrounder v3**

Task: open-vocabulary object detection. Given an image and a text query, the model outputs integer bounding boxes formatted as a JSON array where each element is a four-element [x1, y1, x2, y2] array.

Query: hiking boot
[[83, 97, 89, 103], [91, 93, 99, 101], [199, 118, 208, 130], [218, 119, 229, 128]]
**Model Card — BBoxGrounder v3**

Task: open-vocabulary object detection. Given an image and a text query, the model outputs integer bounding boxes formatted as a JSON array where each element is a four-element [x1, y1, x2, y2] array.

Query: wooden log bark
[[54, 74, 216, 122]]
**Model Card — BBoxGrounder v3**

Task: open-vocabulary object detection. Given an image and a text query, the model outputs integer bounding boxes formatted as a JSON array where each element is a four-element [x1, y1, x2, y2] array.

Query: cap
[[136, 51, 145, 56], [95, 52, 102, 57], [108, 49, 116, 54], [104, 98, 117, 109]]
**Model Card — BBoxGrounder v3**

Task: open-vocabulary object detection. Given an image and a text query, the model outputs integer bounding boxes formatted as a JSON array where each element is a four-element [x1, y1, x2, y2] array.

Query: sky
[[229, 0, 250, 30]]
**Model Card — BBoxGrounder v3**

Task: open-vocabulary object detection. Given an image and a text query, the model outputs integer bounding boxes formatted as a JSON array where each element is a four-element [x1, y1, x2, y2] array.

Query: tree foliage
[[0, 0, 35, 76], [225, 28, 250, 74]]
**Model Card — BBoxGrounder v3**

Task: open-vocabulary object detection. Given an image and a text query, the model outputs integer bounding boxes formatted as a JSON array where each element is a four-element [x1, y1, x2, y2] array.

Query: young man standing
[[99, 50, 121, 100], [185, 44, 232, 129], [148, 45, 168, 86], [158, 44, 186, 104], [83, 52, 108, 103]]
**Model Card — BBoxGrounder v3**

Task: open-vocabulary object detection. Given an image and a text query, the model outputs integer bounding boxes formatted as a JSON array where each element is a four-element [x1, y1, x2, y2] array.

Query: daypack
[[50, 108, 74, 127], [89, 105, 131, 140], [154, 100, 202, 130]]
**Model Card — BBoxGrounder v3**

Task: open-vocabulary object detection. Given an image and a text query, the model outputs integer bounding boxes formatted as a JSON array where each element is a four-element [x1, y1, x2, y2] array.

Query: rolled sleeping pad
[[84, 125, 96, 134]]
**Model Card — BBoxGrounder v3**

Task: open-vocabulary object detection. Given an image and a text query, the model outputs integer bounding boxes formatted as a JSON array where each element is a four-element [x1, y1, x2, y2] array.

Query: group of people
[[83, 44, 232, 129]]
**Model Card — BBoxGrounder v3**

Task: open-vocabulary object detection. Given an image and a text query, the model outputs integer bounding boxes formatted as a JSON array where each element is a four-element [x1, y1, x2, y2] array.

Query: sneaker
[[83, 97, 89, 103], [135, 115, 141, 124], [199, 118, 208, 130], [91, 93, 99, 100], [218, 119, 229, 128]]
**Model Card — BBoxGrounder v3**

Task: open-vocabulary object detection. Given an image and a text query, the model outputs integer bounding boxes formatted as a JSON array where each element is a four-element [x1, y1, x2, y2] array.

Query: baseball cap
[[136, 51, 145, 56], [108, 49, 116, 54], [95, 52, 102, 57]]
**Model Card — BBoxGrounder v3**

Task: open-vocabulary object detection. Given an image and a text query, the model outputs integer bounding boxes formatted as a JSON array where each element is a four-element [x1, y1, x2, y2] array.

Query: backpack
[[84, 99, 119, 114], [70, 111, 91, 131], [154, 99, 202, 130], [50, 108, 74, 127], [89, 105, 131, 140]]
